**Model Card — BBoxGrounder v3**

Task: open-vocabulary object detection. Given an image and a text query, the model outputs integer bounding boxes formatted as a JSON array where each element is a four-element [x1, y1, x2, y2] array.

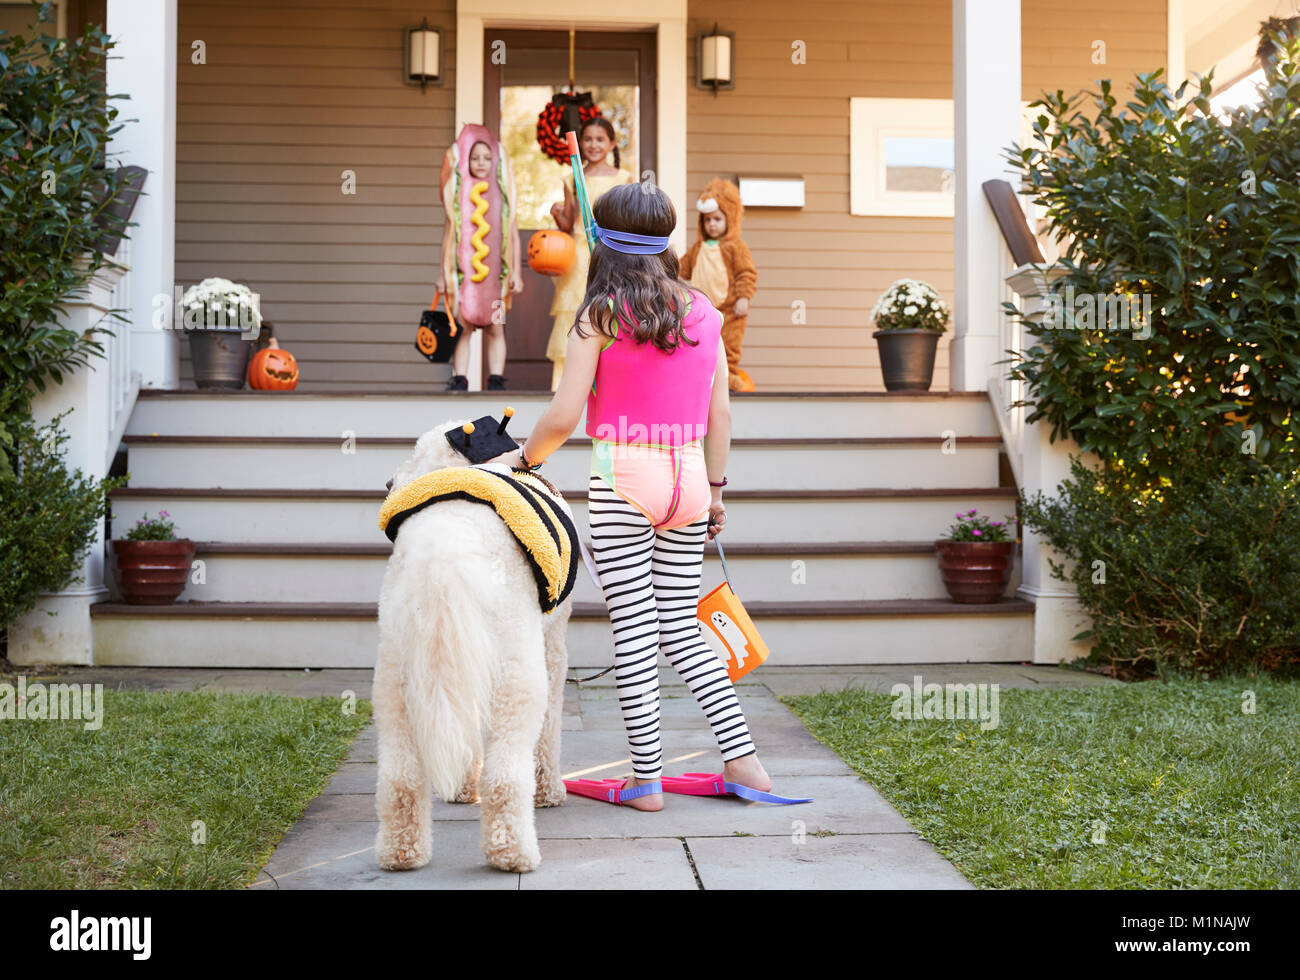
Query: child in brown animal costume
[[679, 179, 757, 391]]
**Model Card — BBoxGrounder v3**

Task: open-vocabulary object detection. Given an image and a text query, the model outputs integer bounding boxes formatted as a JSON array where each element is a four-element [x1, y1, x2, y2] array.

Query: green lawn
[[783, 675, 1299, 889], [0, 687, 370, 888]]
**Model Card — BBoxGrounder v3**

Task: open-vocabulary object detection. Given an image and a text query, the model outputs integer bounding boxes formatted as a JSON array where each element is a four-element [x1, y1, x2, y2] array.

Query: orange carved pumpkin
[[248, 338, 299, 390], [527, 229, 576, 277]]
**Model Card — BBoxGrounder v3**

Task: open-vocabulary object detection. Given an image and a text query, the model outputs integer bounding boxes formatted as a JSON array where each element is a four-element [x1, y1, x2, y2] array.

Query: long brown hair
[[572, 181, 698, 354]]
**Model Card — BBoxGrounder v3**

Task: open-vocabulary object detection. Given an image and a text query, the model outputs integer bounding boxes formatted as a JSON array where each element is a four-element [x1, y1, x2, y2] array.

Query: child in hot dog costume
[[678, 179, 757, 392], [439, 124, 522, 391]]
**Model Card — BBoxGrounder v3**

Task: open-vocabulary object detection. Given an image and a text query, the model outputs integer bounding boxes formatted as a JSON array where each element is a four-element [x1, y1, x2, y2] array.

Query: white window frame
[[850, 97, 955, 217]]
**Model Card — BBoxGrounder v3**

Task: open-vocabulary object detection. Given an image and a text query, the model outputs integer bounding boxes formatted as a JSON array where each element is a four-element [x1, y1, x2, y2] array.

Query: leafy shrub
[[123, 511, 177, 542], [1004, 25, 1300, 482], [0, 4, 128, 417], [0, 414, 122, 635], [1020, 451, 1300, 678]]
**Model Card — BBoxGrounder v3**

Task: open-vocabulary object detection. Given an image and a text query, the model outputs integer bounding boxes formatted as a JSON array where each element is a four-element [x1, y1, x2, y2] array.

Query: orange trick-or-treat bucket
[[697, 538, 769, 681]]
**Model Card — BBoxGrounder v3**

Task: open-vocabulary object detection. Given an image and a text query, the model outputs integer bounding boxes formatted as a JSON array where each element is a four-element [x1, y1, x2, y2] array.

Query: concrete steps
[[96, 389, 1033, 666], [120, 434, 1004, 491], [142, 540, 1021, 605], [108, 486, 1021, 545], [89, 598, 1035, 668]]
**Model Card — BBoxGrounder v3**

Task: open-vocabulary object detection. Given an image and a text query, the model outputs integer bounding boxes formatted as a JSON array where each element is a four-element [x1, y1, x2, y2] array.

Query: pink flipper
[[660, 772, 812, 804], [563, 777, 663, 806]]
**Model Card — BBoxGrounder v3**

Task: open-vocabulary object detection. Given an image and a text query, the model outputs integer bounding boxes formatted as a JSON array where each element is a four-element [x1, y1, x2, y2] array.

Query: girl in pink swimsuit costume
[[491, 181, 772, 811]]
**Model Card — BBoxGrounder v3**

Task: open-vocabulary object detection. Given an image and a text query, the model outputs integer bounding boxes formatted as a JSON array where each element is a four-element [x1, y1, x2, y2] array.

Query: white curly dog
[[374, 420, 570, 874]]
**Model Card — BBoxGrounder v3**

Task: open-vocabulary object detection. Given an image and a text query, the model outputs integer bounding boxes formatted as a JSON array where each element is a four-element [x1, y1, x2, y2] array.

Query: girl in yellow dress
[[546, 116, 635, 390]]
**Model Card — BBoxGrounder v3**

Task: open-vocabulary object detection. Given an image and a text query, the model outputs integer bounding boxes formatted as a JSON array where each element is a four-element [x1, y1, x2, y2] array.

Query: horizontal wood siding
[[685, 0, 1167, 390], [175, 0, 1166, 392], [175, 0, 456, 392]]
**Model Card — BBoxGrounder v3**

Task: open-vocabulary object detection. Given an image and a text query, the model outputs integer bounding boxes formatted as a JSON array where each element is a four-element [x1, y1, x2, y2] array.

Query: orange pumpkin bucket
[[697, 538, 769, 681]]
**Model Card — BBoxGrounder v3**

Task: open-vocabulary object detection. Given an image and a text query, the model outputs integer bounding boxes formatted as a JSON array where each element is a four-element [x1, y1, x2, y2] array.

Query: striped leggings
[[588, 473, 757, 779]]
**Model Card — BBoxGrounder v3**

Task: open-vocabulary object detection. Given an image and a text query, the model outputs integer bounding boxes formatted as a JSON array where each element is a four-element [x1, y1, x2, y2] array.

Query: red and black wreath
[[537, 90, 601, 164]]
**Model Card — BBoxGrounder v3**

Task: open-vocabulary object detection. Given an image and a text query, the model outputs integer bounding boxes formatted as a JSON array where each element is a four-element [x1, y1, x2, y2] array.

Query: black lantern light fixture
[[696, 23, 734, 94], [404, 17, 443, 90]]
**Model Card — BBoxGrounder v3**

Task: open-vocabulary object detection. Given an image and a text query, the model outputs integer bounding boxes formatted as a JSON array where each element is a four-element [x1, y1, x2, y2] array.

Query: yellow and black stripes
[[378, 465, 578, 613]]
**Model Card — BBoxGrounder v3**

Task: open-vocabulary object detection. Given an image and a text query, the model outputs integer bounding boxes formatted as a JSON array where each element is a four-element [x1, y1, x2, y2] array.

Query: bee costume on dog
[[377, 412, 579, 613]]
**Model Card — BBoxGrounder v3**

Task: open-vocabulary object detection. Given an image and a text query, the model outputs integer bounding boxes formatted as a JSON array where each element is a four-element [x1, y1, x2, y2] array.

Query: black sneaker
[[487, 374, 507, 390], [445, 374, 468, 391]]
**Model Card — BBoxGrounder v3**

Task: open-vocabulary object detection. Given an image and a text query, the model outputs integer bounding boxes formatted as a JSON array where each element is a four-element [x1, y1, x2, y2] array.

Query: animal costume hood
[[680, 179, 757, 309]]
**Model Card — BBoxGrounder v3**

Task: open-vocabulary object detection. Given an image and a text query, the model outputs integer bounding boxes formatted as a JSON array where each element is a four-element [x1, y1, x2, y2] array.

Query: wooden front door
[[483, 29, 657, 391]]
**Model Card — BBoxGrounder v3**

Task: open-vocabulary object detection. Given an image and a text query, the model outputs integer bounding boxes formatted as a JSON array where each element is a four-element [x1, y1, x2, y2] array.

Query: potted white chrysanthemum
[[870, 279, 949, 391], [180, 277, 263, 389]]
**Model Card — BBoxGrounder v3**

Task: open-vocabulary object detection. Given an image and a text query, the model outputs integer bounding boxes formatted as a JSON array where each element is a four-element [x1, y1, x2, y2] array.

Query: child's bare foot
[[722, 754, 772, 793], [623, 774, 663, 811]]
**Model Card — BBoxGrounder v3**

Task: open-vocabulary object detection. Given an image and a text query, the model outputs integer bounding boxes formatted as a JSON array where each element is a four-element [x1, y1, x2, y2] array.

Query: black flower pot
[[186, 329, 252, 390], [873, 328, 941, 392]]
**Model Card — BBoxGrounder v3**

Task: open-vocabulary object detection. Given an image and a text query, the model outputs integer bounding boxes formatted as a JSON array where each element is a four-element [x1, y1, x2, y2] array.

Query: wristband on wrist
[[519, 445, 544, 470], [709, 476, 727, 487]]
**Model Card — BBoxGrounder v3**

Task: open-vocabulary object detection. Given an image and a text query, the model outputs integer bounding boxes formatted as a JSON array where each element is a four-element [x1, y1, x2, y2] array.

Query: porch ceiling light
[[697, 23, 734, 93], [405, 17, 442, 90]]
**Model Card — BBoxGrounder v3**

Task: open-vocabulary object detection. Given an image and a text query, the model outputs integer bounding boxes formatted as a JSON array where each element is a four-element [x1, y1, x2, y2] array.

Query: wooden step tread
[[123, 434, 1003, 447], [138, 389, 990, 400], [189, 540, 949, 557], [90, 598, 1033, 619], [111, 486, 1020, 501]]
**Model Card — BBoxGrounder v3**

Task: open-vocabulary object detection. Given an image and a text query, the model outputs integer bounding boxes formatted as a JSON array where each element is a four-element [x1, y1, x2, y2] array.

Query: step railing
[[989, 240, 1026, 488], [103, 238, 138, 468]]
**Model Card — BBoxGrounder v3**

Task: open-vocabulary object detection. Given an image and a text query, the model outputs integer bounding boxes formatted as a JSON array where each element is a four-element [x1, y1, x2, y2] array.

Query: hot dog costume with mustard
[[440, 124, 520, 327]]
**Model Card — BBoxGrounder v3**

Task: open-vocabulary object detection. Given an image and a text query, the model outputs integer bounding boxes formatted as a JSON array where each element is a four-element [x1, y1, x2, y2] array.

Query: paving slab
[[252, 819, 517, 890], [519, 838, 697, 890], [556, 730, 856, 779], [535, 775, 910, 838], [686, 833, 975, 890]]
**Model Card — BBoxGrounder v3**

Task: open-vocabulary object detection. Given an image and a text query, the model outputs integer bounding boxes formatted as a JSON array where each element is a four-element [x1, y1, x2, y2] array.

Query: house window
[[850, 98, 955, 217]]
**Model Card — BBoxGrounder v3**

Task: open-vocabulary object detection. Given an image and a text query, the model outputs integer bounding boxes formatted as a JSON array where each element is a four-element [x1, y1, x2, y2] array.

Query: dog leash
[[567, 520, 725, 686]]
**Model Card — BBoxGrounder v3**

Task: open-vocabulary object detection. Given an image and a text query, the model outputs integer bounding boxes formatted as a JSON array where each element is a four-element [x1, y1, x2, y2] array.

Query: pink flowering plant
[[943, 509, 1014, 543], [123, 511, 177, 541]]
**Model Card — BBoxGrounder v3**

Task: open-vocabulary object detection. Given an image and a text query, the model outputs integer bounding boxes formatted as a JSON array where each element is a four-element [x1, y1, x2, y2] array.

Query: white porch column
[[107, 0, 178, 390], [1004, 266, 1094, 665], [951, 0, 1021, 391]]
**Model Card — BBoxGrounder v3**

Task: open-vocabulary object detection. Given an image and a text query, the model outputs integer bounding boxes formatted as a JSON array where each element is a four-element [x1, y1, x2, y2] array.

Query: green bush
[[0, 414, 122, 635], [0, 2, 128, 418], [1005, 25, 1300, 482], [1020, 451, 1300, 678]]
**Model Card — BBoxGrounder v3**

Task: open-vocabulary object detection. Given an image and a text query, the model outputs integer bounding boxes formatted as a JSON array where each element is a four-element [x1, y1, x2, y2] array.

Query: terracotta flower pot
[[112, 539, 196, 605], [934, 540, 1015, 604]]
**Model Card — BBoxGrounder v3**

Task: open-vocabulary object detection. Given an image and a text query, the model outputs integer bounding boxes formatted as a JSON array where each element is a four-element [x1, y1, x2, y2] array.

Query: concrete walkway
[[31, 663, 1116, 889]]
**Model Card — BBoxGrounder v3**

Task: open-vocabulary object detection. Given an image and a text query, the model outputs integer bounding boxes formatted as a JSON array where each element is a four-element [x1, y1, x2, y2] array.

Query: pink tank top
[[585, 289, 722, 448]]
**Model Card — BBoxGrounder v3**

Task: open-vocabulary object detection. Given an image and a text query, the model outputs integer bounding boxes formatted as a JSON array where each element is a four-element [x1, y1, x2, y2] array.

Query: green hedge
[[1021, 452, 1300, 678], [1005, 26, 1300, 482]]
